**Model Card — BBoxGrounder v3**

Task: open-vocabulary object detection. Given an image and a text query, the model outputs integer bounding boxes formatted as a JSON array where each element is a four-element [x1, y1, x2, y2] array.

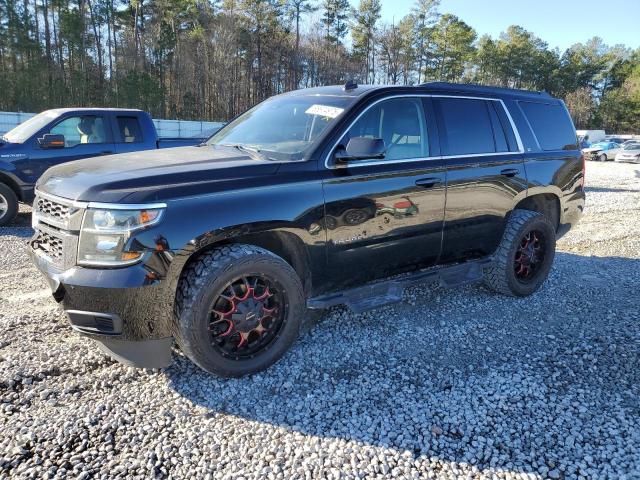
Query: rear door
[[27, 113, 115, 181], [322, 95, 447, 289], [434, 96, 527, 263]]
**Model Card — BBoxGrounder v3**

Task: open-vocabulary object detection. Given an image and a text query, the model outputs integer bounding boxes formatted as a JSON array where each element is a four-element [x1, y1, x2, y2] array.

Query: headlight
[[78, 206, 165, 266]]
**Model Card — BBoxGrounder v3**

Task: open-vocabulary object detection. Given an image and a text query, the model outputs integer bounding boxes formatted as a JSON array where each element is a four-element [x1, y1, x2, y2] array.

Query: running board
[[307, 258, 492, 314]]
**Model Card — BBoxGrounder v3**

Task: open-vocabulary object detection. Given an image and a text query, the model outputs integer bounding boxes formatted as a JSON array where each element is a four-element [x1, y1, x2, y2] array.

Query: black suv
[[29, 82, 585, 377]]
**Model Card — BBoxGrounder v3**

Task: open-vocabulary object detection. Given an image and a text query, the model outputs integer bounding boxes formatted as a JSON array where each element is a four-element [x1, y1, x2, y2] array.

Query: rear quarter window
[[518, 101, 578, 151]]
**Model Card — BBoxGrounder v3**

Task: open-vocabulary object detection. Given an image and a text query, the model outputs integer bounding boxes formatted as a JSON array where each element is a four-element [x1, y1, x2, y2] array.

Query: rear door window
[[116, 116, 144, 143], [435, 98, 496, 155], [518, 101, 578, 151]]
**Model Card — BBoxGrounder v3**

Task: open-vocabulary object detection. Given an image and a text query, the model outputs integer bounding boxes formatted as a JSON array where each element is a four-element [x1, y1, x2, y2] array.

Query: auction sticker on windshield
[[305, 104, 344, 118]]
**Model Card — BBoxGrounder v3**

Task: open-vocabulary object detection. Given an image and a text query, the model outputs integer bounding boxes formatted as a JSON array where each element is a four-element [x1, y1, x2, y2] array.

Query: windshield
[[623, 142, 640, 150], [207, 95, 355, 159], [3, 110, 61, 143]]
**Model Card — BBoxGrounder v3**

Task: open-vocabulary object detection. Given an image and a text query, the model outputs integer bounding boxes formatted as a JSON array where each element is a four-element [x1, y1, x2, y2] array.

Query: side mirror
[[38, 134, 65, 149], [334, 137, 385, 164]]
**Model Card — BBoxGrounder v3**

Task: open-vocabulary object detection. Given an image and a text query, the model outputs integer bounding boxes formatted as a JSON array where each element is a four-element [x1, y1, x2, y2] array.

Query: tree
[[564, 87, 595, 128], [351, 0, 381, 83], [427, 13, 475, 82], [285, 0, 317, 86], [0, 0, 638, 133], [411, 0, 439, 83], [321, 0, 349, 46]]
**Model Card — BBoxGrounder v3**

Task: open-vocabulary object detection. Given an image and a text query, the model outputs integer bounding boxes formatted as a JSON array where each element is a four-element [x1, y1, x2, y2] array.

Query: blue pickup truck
[[0, 108, 208, 226]]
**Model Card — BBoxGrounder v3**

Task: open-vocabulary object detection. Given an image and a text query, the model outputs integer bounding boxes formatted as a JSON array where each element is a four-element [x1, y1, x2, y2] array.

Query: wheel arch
[[512, 192, 560, 231], [0, 171, 23, 201], [178, 227, 314, 295]]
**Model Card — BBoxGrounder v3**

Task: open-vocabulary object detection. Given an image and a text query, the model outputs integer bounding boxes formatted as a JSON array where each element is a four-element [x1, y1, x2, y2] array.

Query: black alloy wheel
[[209, 275, 286, 359], [513, 230, 546, 283]]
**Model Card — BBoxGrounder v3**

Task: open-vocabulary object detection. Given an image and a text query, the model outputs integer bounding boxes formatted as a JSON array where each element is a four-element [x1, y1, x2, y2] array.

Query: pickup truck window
[[116, 116, 143, 143], [342, 97, 428, 160], [436, 97, 497, 156], [49, 115, 107, 147], [2, 110, 59, 143], [207, 95, 355, 159]]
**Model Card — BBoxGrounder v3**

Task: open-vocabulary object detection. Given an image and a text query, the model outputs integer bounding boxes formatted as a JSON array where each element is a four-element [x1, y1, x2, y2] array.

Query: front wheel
[[0, 183, 18, 227], [174, 244, 305, 377], [484, 209, 556, 297], [598, 153, 607, 162]]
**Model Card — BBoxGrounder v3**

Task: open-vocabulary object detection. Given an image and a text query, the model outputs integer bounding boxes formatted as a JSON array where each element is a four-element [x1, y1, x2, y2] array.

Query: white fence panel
[[0, 111, 223, 138], [0, 112, 36, 136]]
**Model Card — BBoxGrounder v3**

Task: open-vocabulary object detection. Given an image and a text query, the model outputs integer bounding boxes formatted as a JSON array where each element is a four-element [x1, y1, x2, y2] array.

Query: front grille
[[31, 191, 86, 269], [36, 197, 71, 222], [32, 230, 64, 263]]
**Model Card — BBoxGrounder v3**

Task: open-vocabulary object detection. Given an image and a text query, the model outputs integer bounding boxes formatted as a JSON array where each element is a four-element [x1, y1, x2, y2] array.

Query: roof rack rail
[[419, 81, 553, 98]]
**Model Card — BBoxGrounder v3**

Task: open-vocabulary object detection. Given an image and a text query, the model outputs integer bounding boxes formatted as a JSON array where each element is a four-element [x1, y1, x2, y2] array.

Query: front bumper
[[29, 247, 175, 369]]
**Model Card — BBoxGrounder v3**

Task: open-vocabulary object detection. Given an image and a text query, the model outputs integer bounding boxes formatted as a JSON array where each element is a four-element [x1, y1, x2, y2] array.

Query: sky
[[366, 0, 640, 53]]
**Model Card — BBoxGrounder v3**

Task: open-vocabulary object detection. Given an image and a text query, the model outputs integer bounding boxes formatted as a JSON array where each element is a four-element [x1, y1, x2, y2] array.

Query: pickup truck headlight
[[78, 207, 165, 266]]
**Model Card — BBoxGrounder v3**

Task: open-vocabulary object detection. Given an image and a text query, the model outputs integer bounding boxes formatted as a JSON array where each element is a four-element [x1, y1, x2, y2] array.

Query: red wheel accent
[[254, 286, 271, 301], [208, 275, 285, 358], [514, 229, 546, 281]]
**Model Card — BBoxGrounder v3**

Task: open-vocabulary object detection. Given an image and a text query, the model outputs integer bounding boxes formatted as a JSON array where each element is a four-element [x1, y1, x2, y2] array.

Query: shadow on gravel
[[0, 209, 33, 236], [166, 252, 640, 475]]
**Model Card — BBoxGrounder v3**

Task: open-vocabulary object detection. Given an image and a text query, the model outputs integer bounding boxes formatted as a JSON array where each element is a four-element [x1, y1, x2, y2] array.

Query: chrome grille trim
[[33, 190, 87, 231], [32, 230, 64, 264], [31, 190, 86, 269]]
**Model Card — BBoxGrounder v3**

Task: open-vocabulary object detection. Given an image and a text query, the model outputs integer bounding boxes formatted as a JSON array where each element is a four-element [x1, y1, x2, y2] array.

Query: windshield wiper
[[219, 143, 273, 161]]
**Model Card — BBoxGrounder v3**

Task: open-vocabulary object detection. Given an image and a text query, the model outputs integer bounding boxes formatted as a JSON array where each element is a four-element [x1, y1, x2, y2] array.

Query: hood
[[583, 147, 603, 153], [37, 145, 280, 203]]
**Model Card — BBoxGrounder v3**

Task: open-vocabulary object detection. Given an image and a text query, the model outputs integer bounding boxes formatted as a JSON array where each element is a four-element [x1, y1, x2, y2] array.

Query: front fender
[[128, 180, 327, 295]]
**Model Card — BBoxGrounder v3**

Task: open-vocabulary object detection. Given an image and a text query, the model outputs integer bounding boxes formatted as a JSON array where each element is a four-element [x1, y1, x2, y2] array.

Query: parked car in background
[[583, 141, 622, 161], [0, 108, 209, 226], [605, 136, 631, 144], [615, 141, 640, 163], [29, 82, 585, 377]]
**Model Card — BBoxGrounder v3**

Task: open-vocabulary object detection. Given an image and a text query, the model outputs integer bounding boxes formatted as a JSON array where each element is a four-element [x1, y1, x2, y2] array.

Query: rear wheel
[[484, 209, 556, 297], [175, 244, 305, 377], [0, 183, 18, 227]]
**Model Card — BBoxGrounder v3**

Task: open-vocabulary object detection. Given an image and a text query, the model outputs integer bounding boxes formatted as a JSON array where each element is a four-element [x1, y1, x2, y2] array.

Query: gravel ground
[[1, 162, 639, 479]]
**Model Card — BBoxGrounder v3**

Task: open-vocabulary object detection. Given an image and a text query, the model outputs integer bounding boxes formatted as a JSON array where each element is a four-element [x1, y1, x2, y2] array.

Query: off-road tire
[[0, 183, 18, 227], [484, 209, 556, 297], [174, 244, 305, 377]]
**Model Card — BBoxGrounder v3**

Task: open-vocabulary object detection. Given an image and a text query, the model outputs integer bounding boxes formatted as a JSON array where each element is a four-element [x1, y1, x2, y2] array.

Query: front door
[[322, 96, 446, 290]]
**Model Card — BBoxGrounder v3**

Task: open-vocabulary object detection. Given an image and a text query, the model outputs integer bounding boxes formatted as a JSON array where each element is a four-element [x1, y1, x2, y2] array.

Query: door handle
[[500, 168, 519, 177], [415, 177, 441, 188]]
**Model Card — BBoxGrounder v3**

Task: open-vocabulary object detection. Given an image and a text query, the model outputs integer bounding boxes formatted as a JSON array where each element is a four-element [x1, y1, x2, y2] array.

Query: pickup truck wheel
[[484, 209, 556, 297], [175, 244, 304, 377], [0, 183, 18, 227]]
